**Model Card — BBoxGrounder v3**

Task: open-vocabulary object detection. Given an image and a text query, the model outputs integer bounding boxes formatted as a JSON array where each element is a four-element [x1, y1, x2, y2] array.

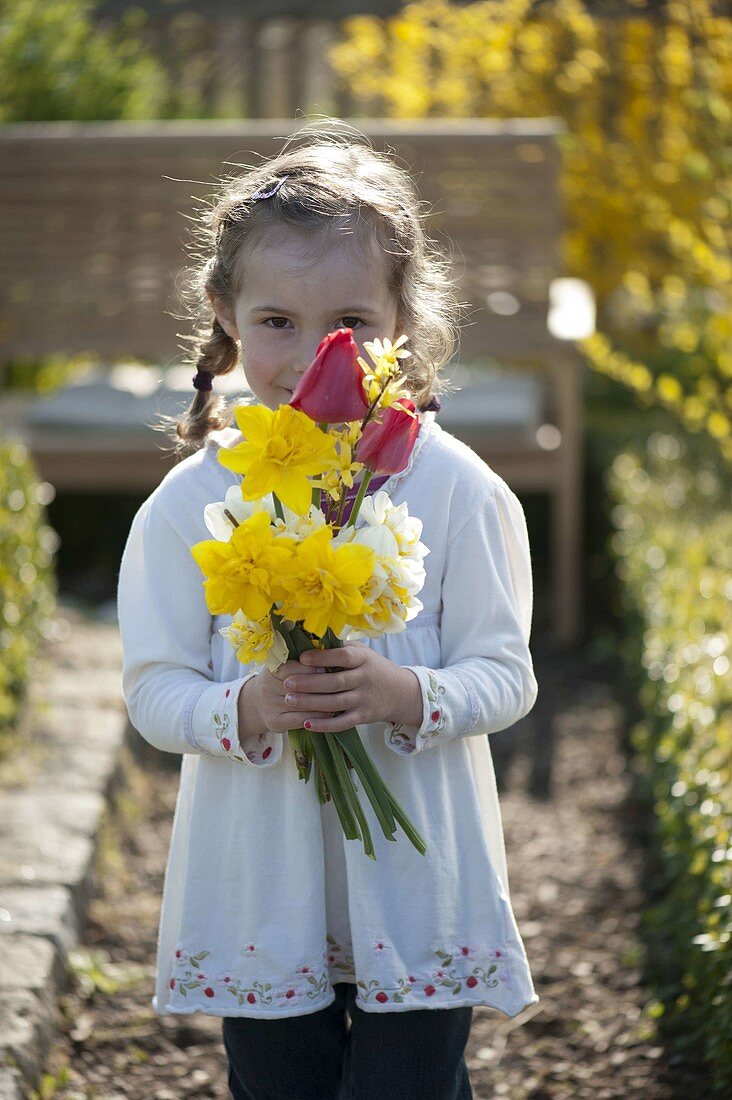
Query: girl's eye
[[264, 317, 291, 329], [336, 317, 365, 330]]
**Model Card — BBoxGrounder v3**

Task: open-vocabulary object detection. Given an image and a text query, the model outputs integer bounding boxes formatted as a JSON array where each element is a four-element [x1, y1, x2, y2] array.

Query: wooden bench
[[0, 119, 590, 646]]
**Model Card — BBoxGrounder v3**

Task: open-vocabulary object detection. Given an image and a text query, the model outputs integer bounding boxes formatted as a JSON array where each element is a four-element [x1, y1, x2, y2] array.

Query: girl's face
[[209, 225, 400, 409]]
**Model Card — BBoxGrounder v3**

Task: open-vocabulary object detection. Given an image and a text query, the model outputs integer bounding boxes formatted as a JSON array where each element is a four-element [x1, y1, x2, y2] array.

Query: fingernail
[[285, 694, 296, 705], [304, 721, 312, 730], [285, 679, 295, 689]]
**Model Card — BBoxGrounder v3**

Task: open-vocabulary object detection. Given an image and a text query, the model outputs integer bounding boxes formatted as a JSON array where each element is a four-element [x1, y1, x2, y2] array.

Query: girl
[[117, 118, 540, 1100]]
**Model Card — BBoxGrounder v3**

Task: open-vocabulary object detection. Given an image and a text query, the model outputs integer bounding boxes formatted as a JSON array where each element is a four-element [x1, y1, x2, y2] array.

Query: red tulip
[[290, 329, 369, 423], [356, 400, 418, 475]]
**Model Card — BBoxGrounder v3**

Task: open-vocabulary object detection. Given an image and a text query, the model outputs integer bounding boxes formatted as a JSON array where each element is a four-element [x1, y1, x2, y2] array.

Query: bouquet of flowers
[[190, 329, 429, 860]]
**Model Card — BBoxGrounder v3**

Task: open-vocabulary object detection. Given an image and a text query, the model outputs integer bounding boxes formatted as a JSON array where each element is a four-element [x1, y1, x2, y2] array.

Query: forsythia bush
[[0, 437, 58, 752], [607, 432, 731, 1093], [330, 0, 732, 460]]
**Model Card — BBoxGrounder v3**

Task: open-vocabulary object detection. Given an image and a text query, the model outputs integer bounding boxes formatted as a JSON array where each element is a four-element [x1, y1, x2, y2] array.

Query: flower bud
[[290, 329, 370, 423], [356, 400, 418, 475]]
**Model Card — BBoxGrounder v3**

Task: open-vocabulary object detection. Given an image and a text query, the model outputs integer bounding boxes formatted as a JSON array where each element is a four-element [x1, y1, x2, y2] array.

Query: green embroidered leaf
[[487, 964, 497, 975], [213, 713, 221, 724], [180, 986, 187, 997], [306, 976, 318, 987], [442, 956, 453, 966], [357, 980, 368, 991], [393, 994, 404, 1003], [264, 983, 272, 991], [184, 981, 199, 989], [435, 950, 450, 960], [452, 983, 462, 995], [238, 995, 244, 1005]]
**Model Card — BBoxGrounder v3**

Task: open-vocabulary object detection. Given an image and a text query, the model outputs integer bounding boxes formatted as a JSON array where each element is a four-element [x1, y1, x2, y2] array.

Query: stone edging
[[0, 602, 128, 1099]]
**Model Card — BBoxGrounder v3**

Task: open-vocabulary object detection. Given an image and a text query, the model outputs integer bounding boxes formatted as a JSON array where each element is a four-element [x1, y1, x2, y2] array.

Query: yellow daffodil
[[191, 511, 295, 621], [276, 526, 375, 637], [218, 404, 338, 515], [315, 422, 364, 502], [357, 334, 412, 408], [219, 612, 290, 672]]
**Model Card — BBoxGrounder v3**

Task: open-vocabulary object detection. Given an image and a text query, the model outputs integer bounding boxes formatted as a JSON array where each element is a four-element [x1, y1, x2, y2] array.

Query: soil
[[42, 648, 709, 1100]]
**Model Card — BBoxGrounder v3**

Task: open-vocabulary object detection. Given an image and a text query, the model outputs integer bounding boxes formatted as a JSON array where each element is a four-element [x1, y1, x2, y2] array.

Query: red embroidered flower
[[247, 993, 256, 1004], [263, 746, 272, 759], [197, 973, 206, 980], [466, 976, 478, 988], [204, 987, 215, 997], [460, 946, 470, 956], [376, 991, 389, 1004], [285, 988, 295, 999], [431, 710, 440, 722], [222, 738, 231, 751], [169, 978, 175, 989], [225, 689, 231, 698], [175, 949, 182, 958], [424, 984, 436, 997]]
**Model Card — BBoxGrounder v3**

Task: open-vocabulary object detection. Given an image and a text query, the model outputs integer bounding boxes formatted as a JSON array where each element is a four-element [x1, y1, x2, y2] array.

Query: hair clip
[[193, 369, 213, 392], [250, 176, 289, 201]]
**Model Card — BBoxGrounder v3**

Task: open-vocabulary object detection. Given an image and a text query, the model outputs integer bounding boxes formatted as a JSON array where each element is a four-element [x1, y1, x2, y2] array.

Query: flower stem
[[346, 469, 374, 528], [272, 493, 285, 521]]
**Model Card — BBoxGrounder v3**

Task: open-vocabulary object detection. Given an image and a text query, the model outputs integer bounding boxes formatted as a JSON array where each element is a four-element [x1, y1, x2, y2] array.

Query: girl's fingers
[[284, 671, 355, 695], [299, 645, 363, 669], [285, 691, 354, 713], [302, 712, 363, 734]]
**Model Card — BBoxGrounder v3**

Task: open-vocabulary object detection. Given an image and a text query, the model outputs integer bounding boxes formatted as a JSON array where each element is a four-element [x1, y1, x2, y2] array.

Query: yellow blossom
[[314, 422, 364, 502], [218, 404, 337, 515], [357, 334, 412, 408], [219, 613, 290, 672], [276, 526, 375, 637], [190, 511, 295, 621]]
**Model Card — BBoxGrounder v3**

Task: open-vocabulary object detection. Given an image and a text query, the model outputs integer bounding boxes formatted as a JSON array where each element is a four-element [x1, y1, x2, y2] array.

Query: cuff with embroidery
[[186, 675, 284, 767], [382, 666, 457, 756]]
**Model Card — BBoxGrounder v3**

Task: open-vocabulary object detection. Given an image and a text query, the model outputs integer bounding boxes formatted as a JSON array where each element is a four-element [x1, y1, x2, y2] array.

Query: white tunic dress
[[117, 412, 540, 1019]]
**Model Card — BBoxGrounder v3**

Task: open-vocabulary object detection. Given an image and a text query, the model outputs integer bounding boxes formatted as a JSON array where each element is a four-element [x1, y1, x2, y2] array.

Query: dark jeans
[[222, 981, 474, 1100]]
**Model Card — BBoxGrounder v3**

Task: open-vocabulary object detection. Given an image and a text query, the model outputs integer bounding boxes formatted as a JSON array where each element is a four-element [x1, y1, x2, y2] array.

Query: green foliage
[[0, 353, 96, 395], [332, 0, 732, 460], [0, 435, 58, 754], [0, 0, 168, 121], [608, 432, 732, 1092]]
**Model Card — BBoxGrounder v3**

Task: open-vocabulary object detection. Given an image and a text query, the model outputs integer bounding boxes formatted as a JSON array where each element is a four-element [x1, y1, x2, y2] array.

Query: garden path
[[41, 618, 708, 1099]]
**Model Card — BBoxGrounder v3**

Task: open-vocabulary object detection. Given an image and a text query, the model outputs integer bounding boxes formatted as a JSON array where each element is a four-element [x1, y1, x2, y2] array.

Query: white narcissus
[[272, 503, 327, 542], [219, 612, 290, 672], [334, 493, 427, 641], [204, 485, 274, 541], [357, 492, 429, 565]]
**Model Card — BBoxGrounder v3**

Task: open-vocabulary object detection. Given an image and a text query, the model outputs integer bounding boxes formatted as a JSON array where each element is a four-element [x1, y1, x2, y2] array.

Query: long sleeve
[[384, 481, 538, 756], [117, 494, 283, 767]]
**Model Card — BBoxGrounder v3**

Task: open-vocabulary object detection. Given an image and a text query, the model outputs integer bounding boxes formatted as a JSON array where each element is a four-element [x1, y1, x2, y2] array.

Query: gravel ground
[[41, 648, 709, 1100]]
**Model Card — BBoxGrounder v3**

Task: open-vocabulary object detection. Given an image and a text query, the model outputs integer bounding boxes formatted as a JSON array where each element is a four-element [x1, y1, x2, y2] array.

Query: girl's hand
[[286, 644, 423, 734], [240, 660, 326, 738]]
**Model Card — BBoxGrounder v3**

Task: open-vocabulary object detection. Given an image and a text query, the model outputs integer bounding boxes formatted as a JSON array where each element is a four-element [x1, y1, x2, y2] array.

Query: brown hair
[[159, 117, 463, 454]]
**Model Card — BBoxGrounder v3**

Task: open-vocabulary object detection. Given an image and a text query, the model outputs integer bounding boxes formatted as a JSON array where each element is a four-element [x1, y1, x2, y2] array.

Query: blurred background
[[0, 0, 729, 1096]]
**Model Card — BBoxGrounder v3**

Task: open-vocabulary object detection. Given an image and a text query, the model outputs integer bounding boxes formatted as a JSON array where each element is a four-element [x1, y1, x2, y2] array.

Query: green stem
[[323, 733, 375, 860], [272, 492, 285, 521], [309, 733, 360, 840], [346, 469, 374, 528]]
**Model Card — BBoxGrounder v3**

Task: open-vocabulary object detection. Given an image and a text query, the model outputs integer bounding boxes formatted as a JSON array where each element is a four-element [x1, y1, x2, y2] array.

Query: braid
[[154, 317, 241, 456]]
